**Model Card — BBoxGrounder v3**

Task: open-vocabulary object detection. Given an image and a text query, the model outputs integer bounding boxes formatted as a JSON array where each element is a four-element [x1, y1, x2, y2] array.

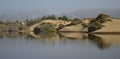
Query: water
[[0, 32, 120, 59]]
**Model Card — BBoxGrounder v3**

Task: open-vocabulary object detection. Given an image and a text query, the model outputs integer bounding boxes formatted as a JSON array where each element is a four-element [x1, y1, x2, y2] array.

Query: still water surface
[[0, 32, 120, 59]]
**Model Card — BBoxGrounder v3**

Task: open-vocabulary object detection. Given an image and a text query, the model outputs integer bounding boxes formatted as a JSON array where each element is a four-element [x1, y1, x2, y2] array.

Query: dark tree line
[[41, 15, 69, 20]]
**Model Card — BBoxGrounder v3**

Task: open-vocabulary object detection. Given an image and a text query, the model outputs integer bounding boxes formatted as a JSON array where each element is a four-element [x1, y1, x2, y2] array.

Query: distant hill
[[0, 10, 49, 21], [0, 9, 120, 21], [61, 9, 120, 18], [0, 14, 26, 21]]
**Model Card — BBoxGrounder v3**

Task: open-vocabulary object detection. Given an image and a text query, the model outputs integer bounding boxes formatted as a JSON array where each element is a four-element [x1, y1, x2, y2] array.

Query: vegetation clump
[[58, 15, 68, 20], [41, 15, 57, 20], [57, 24, 65, 30], [25, 19, 41, 26], [0, 13, 113, 33], [34, 23, 56, 33], [67, 18, 82, 26], [41, 15, 69, 20], [88, 13, 112, 32]]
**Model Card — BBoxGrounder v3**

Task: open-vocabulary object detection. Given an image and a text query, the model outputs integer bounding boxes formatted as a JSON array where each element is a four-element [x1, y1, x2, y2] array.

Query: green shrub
[[57, 24, 65, 30], [66, 19, 82, 26], [39, 23, 56, 32], [88, 21, 104, 32], [88, 14, 111, 32], [58, 15, 68, 20], [25, 19, 41, 26], [41, 15, 57, 20]]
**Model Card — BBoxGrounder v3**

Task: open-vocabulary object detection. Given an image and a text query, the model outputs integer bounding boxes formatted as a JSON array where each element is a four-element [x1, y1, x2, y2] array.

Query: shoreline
[[1, 30, 120, 35], [89, 32, 120, 35]]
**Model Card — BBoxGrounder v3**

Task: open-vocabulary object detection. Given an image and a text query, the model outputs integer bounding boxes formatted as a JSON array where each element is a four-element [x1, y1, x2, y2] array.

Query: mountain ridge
[[0, 9, 120, 21]]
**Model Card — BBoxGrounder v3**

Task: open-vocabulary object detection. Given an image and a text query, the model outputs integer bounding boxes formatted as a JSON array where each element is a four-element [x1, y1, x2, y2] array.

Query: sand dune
[[59, 24, 87, 32], [41, 19, 71, 28], [94, 19, 120, 33], [29, 19, 71, 31]]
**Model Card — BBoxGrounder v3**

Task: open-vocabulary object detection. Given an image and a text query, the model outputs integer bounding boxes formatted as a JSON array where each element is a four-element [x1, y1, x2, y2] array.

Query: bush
[[25, 19, 41, 26], [57, 24, 65, 30], [88, 21, 104, 32], [96, 13, 110, 19], [58, 15, 68, 20], [96, 13, 111, 23], [39, 23, 56, 32], [82, 23, 88, 28], [66, 19, 82, 26], [88, 14, 112, 32], [41, 15, 57, 20]]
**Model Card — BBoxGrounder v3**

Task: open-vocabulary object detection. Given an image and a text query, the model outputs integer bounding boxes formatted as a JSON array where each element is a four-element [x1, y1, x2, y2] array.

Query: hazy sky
[[0, 0, 120, 14]]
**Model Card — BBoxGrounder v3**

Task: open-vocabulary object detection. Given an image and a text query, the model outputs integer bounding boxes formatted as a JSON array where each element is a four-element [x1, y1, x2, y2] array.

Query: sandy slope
[[59, 19, 89, 32], [29, 19, 89, 32], [41, 19, 71, 28], [94, 19, 120, 33], [29, 19, 71, 31], [59, 24, 87, 32]]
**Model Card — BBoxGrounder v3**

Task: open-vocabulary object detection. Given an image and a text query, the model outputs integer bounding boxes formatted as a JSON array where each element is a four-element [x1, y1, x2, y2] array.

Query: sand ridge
[[94, 19, 120, 33]]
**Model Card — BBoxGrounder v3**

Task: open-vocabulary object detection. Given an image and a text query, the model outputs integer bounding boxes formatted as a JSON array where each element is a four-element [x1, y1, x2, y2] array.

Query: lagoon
[[0, 32, 120, 59]]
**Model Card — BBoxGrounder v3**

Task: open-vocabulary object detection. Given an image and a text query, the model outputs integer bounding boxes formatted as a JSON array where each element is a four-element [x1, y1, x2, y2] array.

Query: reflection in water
[[0, 32, 120, 50], [0, 32, 23, 39], [59, 32, 88, 40], [1, 32, 120, 59], [88, 34, 110, 50], [0, 32, 4, 38], [93, 34, 120, 45]]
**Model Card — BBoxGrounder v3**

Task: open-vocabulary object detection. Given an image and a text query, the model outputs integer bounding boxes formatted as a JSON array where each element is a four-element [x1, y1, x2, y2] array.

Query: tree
[[96, 13, 111, 23], [74, 18, 81, 21], [62, 15, 68, 20], [41, 15, 57, 20], [51, 15, 57, 20], [41, 16, 47, 20], [57, 24, 65, 30], [25, 19, 40, 26], [58, 17, 62, 20], [58, 15, 69, 20], [88, 20, 104, 32], [87, 13, 112, 32], [96, 13, 111, 20], [38, 23, 56, 32]]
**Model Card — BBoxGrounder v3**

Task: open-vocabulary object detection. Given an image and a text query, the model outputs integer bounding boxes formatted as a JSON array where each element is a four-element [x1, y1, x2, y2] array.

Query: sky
[[0, 0, 120, 14]]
